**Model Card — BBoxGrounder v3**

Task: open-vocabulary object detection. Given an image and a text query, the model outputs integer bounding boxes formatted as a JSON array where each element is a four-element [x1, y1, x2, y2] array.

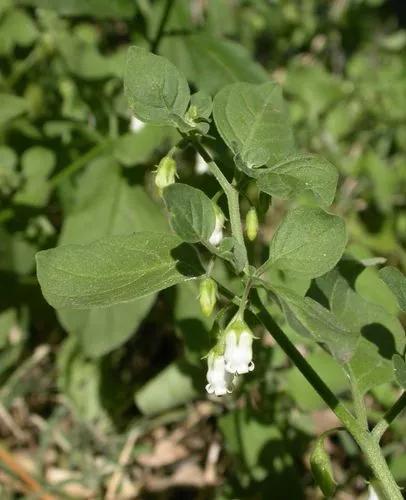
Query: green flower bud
[[246, 207, 259, 241], [310, 435, 337, 498], [199, 278, 218, 317], [155, 156, 176, 193]]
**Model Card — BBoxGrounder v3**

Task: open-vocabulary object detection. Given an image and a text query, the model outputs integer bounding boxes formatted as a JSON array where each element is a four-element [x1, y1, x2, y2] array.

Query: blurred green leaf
[[135, 362, 199, 416]]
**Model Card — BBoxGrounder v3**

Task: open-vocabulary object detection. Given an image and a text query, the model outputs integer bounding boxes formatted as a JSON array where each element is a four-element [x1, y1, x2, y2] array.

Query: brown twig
[[0, 443, 57, 500]]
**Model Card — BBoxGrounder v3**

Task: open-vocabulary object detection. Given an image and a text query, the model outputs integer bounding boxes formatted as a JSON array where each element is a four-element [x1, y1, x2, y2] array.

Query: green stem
[[48, 140, 113, 187], [150, 0, 175, 53], [186, 136, 248, 272], [251, 290, 402, 500], [372, 392, 406, 442]]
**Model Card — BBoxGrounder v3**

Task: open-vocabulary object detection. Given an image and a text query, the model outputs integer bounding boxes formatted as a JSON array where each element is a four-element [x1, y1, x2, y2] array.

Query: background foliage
[[0, 0, 405, 498]]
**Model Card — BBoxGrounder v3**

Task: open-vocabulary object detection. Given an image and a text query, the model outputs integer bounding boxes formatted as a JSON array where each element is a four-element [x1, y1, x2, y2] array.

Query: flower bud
[[310, 435, 337, 498], [206, 351, 233, 396], [246, 207, 259, 241], [199, 278, 217, 317], [155, 156, 176, 192], [209, 205, 224, 246], [224, 317, 254, 375]]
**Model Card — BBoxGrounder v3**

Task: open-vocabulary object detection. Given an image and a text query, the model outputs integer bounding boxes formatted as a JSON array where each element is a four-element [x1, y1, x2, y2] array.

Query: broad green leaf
[[316, 267, 406, 393], [161, 33, 268, 95], [0, 8, 38, 55], [257, 154, 338, 207], [135, 362, 199, 416], [392, 354, 406, 389], [0, 93, 27, 127], [36, 232, 203, 309], [163, 183, 216, 243], [213, 82, 295, 168], [124, 46, 190, 125], [268, 207, 347, 278], [20, 0, 135, 18], [13, 147, 55, 207], [274, 286, 359, 362], [378, 266, 406, 311], [57, 337, 111, 427], [58, 299, 153, 358], [58, 34, 126, 80], [59, 157, 167, 243], [57, 157, 166, 356], [113, 126, 176, 167]]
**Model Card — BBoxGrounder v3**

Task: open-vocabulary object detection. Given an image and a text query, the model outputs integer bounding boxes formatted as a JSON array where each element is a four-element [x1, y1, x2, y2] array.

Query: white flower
[[155, 156, 177, 192], [209, 207, 224, 246], [367, 486, 379, 500], [129, 116, 145, 133], [224, 320, 254, 375], [195, 153, 210, 174], [206, 353, 233, 396]]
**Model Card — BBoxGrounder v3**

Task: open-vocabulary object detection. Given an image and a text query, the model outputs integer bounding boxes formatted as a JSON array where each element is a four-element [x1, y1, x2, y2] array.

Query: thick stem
[[358, 437, 403, 500]]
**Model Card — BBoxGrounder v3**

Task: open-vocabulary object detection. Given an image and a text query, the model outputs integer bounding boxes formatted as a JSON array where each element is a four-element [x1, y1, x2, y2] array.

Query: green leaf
[[113, 126, 176, 167], [163, 183, 216, 243], [58, 299, 153, 358], [310, 435, 337, 498], [20, 0, 135, 18], [135, 362, 199, 416], [392, 354, 406, 389], [268, 207, 347, 278], [13, 147, 55, 207], [213, 82, 295, 168], [124, 46, 190, 125], [257, 154, 338, 207], [274, 285, 359, 363], [59, 157, 168, 244], [36, 232, 204, 309], [316, 266, 406, 393], [378, 266, 406, 311], [57, 157, 166, 356], [0, 93, 27, 127], [0, 8, 38, 55], [161, 33, 268, 95]]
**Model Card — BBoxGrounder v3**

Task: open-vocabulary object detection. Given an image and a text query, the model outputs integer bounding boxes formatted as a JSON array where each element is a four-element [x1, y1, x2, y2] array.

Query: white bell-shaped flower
[[205, 352, 233, 396], [224, 319, 254, 375], [209, 206, 224, 246]]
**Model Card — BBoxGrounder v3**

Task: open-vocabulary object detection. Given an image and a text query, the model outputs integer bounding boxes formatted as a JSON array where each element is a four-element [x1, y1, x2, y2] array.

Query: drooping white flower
[[209, 206, 224, 246], [205, 352, 233, 396], [224, 319, 254, 375], [129, 116, 145, 133], [195, 153, 210, 174]]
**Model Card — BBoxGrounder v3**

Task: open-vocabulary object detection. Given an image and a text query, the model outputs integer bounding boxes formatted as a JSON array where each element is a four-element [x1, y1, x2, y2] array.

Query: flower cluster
[[205, 315, 255, 396]]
